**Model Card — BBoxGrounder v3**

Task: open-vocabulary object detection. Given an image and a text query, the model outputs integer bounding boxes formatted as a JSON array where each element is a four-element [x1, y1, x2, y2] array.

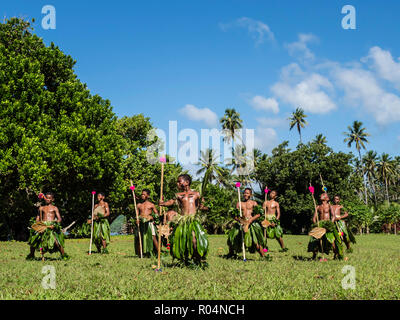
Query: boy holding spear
[[26, 192, 69, 261], [227, 187, 269, 260], [159, 174, 209, 269], [88, 192, 111, 254], [135, 189, 160, 257]]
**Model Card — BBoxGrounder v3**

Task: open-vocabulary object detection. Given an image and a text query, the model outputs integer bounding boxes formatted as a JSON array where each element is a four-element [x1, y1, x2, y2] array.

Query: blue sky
[[4, 1, 400, 167]]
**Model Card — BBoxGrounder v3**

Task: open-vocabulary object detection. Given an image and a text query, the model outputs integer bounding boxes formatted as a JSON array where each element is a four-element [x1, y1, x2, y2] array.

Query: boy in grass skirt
[[226, 188, 269, 260], [133, 189, 160, 257], [160, 174, 209, 269], [332, 195, 356, 253], [88, 192, 111, 254], [262, 190, 287, 252], [26, 192, 69, 260], [308, 193, 344, 260]]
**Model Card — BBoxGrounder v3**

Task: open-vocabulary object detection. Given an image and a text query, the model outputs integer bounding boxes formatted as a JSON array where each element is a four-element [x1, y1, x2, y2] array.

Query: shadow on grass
[[292, 255, 314, 261]]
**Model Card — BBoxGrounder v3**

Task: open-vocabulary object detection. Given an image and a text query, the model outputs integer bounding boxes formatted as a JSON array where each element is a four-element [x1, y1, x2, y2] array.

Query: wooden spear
[[236, 182, 246, 261], [130, 181, 143, 259], [88, 191, 96, 255]]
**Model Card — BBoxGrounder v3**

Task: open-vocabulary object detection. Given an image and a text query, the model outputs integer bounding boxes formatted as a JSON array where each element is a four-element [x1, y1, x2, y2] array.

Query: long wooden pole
[[237, 185, 246, 261], [264, 189, 267, 239], [130, 181, 143, 258], [89, 192, 95, 255], [157, 161, 165, 270]]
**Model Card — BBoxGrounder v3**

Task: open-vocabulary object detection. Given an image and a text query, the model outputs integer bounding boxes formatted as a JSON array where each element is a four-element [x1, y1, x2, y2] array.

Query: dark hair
[[142, 189, 151, 196], [45, 192, 54, 198], [98, 192, 106, 197], [244, 187, 252, 194], [178, 174, 192, 185], [270, 190, 278, 195], [334, 195, 340, 199]]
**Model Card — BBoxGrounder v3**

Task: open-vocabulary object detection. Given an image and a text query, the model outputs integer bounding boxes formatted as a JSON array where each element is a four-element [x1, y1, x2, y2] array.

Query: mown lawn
[[0, 234, 399, 300]]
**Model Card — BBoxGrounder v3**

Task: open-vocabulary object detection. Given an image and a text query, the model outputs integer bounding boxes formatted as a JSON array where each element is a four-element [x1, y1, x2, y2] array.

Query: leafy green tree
[[377, 153, 395, 203], [255, 141, 357, 233], [288, 107, 308, 144], [0, 18, 125, 239]]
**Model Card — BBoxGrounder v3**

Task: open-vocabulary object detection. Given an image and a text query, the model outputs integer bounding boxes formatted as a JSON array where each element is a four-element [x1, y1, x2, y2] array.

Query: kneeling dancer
[[160, 174, 209, 268], [26, 192, 69, 260], [227, 188, 269, 260]]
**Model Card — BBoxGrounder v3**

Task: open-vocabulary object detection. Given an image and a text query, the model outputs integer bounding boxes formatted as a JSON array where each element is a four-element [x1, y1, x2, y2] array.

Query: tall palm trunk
[[358, 149, 368, 205], [385, 176, 390, 203]]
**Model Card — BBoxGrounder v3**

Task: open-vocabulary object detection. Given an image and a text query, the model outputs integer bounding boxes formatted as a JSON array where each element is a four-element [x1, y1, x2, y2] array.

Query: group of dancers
[[26, 174, 356, 266]]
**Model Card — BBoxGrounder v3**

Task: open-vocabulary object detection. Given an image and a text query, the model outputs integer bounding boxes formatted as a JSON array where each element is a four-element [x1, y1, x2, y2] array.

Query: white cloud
[[249, 96, 279, 113], [220, 17, 275, 45], [271, 68, 336, 114], [256, 117, 287, 128], [332, 66, 400, 125], [364, 46, 400, 89], [254, 127, 278, 152], [179, 104, 219, 127], [285, 33, 318, 61]]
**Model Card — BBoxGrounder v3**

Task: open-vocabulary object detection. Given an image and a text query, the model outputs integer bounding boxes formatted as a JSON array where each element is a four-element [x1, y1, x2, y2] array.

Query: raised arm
[[55, 207, 62, 224], [104, 202, 110, 218], [312, 206, 318, 224], [276, 202, 281, 220]]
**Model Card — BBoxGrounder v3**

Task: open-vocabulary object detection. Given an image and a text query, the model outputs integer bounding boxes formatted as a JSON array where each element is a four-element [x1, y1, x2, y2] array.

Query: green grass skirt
[[93, 218, 111, 248], [227, 221, 266, 254], [133, 218, 158, 257], [28, 221, 65, 254], [336, 220, 356, 244], [307, 220, 344, 258], [265, 217, 284, 239], [170, 214, 209, 262]]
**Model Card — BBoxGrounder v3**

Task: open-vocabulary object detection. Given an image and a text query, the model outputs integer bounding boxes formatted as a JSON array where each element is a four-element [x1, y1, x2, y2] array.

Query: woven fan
[[237, 218, 250, 233], [309, 227, 326, 239], [157, 224, 171, 237], [31, 221, 51, 233], [261, 219, 271, 228]]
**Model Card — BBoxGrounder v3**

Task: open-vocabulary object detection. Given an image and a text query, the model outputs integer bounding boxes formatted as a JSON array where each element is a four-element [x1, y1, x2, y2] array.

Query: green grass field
[[0, 234, 399, 300]]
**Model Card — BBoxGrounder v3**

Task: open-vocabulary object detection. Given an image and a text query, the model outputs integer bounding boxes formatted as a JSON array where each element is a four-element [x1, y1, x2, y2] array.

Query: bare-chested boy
[[135, 189, 159, 256], [227, 188, 268, 259], [88, 192, 111, 254], [331, 195, 356, 252], [262, 190, 287, 252], [26, 192, 69, 260], [159, 174, 209, 267], [308, 193, 343, 260]]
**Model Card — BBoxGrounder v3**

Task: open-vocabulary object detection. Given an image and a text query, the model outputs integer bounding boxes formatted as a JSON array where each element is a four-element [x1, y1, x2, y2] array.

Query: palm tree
[[220, 108, 243, 156], [313, 134, 327, 146], [377, 153, 395, 203], [343, 121, 370, 204], [288, 107, 308, 144], [197, 148, 224, 194], [363, 150, 378, 205]]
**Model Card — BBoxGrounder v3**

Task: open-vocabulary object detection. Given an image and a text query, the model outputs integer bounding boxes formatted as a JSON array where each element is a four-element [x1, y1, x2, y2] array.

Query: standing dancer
[[159, 174, 209, 269], [26, 192, 69, 261], [88, 192, 111, 254], [308, 193, 343, 260], [135, 189, 160, 257], [332, 195, 356, 253], [262, 190, 287, 252], [227, 188, 269, 260]]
